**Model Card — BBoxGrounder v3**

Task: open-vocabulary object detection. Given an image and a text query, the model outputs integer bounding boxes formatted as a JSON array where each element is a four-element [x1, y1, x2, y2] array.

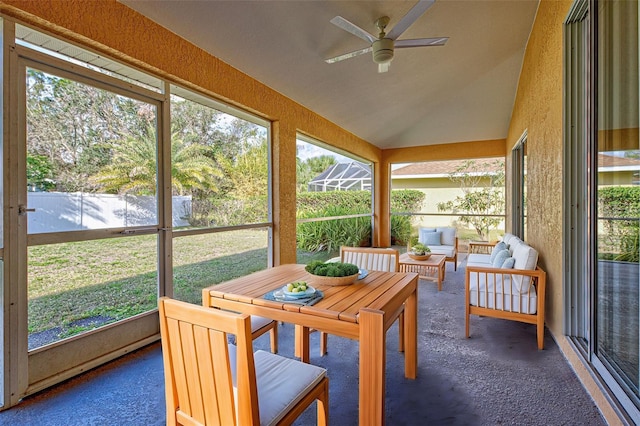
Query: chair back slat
[[160, 298, 259, 426], [160, 297, 328, 426], [340, 246, 399, 272]]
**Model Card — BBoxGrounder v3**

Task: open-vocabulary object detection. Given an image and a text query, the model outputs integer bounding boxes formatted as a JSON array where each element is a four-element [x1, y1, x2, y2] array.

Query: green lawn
[[27, 224, 501, 346], [27, 229, 337, 345]]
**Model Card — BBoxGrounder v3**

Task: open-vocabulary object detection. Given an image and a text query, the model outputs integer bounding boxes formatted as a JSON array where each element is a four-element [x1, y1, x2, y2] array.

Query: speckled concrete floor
[[0, 262, 607, 425]]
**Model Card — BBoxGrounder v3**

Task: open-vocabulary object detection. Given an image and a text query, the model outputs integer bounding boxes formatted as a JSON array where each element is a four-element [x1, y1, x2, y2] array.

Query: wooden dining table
[[201, 263, 418, 426]]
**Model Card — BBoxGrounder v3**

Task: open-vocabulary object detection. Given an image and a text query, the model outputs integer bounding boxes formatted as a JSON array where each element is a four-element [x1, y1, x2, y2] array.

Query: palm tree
[[91, 125, 221, 196]]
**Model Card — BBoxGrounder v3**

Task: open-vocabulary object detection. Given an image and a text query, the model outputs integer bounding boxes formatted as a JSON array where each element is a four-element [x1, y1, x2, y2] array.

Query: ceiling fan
[[325, 0, 448, 73]]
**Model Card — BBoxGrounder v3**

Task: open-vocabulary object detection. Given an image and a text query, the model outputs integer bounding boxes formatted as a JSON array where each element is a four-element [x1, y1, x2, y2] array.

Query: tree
[[437, 159, 505, 240], [296, 154, 337, 192], [26, 69, 153, 192], [91, 125, 222, 196]]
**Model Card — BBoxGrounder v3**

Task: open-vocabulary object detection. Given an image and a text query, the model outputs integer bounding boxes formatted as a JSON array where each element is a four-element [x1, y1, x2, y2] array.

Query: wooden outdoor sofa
[[465, 233, 547, 349]]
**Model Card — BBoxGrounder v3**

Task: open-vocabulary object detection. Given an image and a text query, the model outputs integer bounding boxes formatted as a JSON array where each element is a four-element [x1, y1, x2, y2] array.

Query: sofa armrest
[[465, 265, 546, 298]]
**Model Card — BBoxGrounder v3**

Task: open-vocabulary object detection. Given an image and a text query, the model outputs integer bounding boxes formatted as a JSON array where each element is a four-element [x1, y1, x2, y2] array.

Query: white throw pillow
[[423, 231, 442, 246], [492, 249, 510, 268], [418, 228, 436, 243], [490, 241, 508, 263], [501, 257, 515, 269]]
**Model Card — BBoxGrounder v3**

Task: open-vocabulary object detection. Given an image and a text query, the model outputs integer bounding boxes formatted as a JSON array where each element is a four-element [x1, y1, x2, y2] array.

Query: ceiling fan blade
[[378, 62, 391, 73], [386, 0, 436, 40], [330, 16, 377, 44], [325, 46, 373, 64], [395, 37, 448, 48]]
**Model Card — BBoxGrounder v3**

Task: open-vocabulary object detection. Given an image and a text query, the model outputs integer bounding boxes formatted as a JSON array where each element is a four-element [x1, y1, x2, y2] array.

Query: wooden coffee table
[[399, 253, 446, 291]]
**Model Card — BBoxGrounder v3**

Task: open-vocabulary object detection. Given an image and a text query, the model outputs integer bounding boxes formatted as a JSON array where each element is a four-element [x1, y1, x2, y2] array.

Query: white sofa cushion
[[436, 227, 457, 246], [501, 233, 516, 245], [512, 243, 539, 292], [507, 237, 523, 255], [467, 253, 491, 267], [468, 272, 537, 314]]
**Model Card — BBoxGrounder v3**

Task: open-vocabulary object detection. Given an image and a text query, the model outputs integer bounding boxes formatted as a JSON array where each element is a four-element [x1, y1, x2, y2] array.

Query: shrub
[[296, 190, 424, 251], [598, 186, 639, 262]]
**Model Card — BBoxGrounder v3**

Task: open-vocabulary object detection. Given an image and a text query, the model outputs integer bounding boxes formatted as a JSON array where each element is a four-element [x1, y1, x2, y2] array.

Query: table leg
[[359, 308, 385, 426], [294, 325, 310, 363], [404, 286, 418, 379]]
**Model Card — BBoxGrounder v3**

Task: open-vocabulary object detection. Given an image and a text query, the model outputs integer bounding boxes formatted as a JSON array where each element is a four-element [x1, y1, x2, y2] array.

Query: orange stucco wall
[[505, 1, 620, 423], [505, 0, 568, 337]]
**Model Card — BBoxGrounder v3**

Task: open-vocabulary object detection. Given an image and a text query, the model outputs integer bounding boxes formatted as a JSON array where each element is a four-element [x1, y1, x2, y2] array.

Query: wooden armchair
[[159, 297, 329, 425], [250, 315, 278, 354], [318, 247, 403, 356]]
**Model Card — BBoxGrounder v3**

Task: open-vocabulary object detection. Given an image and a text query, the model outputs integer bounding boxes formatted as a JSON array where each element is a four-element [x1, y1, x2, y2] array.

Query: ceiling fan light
[[372, 38, 394, 64]]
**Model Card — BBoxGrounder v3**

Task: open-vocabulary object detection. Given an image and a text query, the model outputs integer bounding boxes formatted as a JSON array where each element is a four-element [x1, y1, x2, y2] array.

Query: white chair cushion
[[436, 227, 457, 246], [342, 251, 397, 272], [228, 345, 327, 426], [468, 273, 537, 314], [429, 245, 456, 258], [253, 350, 327, 426], [251, 315, 274, 332]]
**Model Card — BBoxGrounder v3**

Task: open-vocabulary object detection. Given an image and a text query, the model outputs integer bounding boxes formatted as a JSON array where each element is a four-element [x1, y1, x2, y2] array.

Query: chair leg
[[465, 310, 470, 338], [320, 332, 328, 356], [537, 323, 544, 350], [398, 312, 405, 352], [270, 324, 278, 354], [317, 377, 329, 425]]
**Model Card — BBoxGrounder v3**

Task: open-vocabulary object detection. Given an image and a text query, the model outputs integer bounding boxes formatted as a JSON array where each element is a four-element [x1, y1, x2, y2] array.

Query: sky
[[296, 140, 353, 163]]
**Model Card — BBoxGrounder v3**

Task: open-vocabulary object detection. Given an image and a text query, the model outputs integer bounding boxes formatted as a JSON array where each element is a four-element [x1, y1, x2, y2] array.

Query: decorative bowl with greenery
[[305, 260, 360, 286], [409, 242, 431, 260], [410, 243, 431, 255]]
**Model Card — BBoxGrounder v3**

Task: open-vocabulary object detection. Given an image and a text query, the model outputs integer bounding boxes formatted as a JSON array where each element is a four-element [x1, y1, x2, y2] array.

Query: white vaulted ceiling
[[121, 0, 539, 149]]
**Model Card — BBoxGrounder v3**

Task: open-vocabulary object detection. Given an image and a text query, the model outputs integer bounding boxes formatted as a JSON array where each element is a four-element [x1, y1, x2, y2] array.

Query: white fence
[[27, 192, 191, 233]]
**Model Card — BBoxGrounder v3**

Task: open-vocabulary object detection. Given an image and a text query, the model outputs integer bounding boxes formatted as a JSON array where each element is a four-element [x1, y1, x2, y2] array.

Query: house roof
[[392, 153, 640, 179], [392, 158, 503, 178]]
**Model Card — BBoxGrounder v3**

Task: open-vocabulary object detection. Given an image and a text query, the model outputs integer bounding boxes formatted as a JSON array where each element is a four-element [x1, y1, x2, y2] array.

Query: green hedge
[[598, 186, 639, 262], [296, 190, 425, 252]]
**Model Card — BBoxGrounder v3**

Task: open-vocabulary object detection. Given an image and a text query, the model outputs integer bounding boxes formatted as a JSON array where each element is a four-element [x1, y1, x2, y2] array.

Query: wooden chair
[[159, 297, 329, 426], [250, 315, 278, 353], [318, 247, 404, 356]]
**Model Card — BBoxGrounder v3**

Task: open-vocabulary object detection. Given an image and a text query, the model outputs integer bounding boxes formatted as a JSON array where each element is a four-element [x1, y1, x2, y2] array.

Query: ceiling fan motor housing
[[372, 38, 394, 64]]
